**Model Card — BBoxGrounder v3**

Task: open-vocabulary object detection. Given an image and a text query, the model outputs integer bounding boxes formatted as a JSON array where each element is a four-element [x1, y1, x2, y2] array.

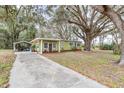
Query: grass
[[0, 50, 15, 88], [43, 50, 124, 88]]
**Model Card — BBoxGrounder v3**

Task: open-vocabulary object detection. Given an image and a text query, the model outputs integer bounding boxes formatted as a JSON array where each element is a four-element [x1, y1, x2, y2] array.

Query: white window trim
[[43, 42, 58, 52]]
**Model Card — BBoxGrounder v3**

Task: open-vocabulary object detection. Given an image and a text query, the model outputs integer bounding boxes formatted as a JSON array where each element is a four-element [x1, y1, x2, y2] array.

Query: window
[[53, 43, 56, 48], [77, 43, 80, 46], [44, 43, 48, 48], [61, 42, 64, 49], [70, 42, 75, 47], [70, 42, 73, 46]]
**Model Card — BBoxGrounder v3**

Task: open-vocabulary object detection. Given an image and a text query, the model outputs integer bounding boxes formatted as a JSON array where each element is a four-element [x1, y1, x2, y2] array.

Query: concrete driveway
[[9, 52, 107, 88]]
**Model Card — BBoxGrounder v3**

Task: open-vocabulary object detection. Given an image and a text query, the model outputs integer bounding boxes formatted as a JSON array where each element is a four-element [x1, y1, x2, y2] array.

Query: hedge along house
[[31, 38, 82, 54]]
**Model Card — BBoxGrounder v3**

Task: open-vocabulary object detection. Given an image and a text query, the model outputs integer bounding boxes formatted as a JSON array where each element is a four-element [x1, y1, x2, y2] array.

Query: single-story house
[[31, 38, 82, 54]]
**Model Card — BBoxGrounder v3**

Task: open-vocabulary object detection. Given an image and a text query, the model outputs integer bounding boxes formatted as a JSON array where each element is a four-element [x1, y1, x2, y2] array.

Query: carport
[[13, 41, 32, 52]]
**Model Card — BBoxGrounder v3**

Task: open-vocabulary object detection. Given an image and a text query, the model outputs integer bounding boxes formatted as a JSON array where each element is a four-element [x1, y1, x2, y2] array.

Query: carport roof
[[13, 41, 31, 44]]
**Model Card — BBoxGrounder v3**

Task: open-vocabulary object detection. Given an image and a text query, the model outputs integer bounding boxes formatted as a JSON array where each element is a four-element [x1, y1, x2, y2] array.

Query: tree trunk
[[84, 38, 92, 51], [119, 33, 124, 65]]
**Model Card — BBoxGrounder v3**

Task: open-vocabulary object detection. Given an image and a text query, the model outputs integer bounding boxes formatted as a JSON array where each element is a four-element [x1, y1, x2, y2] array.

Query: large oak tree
[[67, 5, 114, 51]]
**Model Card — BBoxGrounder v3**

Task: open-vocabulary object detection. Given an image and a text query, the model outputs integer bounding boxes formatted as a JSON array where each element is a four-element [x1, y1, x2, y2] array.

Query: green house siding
[[60, 41, 82, 51], [61, 41, 71, 51], [32, 40, 40, 52]]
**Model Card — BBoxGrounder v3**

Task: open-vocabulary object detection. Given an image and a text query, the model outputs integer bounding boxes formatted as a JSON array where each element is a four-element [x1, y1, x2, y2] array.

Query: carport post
[[40, 40, 43, 54], [13, 43, 16, 52], [58, 40, 61, 52]]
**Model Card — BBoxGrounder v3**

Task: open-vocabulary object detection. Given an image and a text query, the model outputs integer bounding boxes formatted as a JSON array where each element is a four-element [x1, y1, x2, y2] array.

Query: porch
[[31, 38, 61, 54]]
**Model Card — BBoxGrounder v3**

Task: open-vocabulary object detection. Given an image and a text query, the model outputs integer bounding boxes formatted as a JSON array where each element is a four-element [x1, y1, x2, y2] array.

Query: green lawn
[[0, 50, 15, 88], [43, 50, 124, 88]]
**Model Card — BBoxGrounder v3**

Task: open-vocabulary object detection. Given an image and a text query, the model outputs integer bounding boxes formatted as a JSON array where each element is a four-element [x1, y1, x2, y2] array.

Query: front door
[[49, 43, 52, 52]]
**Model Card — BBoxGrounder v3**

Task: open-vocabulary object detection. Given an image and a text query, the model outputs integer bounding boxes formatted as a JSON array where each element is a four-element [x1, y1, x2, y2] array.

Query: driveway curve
[[9, 52, 107, 88]]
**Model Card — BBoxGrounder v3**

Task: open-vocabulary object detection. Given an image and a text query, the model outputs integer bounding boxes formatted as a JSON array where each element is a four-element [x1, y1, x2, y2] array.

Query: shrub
[[113, 44, 121, 55], [100, 44, 114, 50], [31, 44, 36, 52], [71, 47, 77, 51]]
